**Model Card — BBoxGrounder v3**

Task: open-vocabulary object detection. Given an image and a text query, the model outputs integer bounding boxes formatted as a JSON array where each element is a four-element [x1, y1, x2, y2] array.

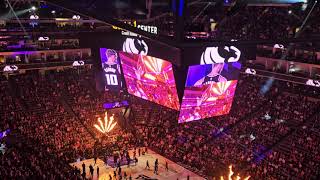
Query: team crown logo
[[72, 61, 85, 66], [306, 79, 320, 87], [3, 65, 18, 72], [123, 38, 148, 55], [200, 46, 241, 65]]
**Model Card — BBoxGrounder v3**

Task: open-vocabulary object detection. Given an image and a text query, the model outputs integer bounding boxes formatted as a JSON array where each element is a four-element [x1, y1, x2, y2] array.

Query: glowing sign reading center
[[112, 20, 158, 35], [137, 25, 157, 34]]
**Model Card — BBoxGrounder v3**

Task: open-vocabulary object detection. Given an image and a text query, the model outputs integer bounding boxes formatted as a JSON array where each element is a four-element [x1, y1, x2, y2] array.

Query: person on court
[[165, 161, 169, 171], [89, 164, 94, 178], [145, 160, 150, 170], [94, 156, 97, 166], [82, 162, 86, 177], [154, 159, 159, 174], [134, 157, 138, 165], [97, 166, 99, 177]]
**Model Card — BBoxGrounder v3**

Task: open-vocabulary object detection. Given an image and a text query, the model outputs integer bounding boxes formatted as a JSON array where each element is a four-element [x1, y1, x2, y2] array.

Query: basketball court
[[70, 149, 205, 180]]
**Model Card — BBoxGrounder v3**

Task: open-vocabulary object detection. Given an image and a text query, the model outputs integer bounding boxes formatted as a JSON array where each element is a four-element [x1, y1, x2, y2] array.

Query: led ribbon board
[[103, 101, 129, 109]]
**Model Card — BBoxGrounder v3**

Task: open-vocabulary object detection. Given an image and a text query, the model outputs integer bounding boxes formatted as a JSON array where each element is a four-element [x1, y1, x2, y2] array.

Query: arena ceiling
[[1, 0, 319, 46]]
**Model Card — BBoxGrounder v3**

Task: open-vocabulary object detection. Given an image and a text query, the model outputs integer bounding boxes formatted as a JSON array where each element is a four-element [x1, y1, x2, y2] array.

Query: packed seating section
[[1, 67, 319, 179]]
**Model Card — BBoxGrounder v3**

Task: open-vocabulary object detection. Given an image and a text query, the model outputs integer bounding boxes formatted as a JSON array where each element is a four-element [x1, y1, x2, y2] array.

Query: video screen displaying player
[[100, 48, 123, 90], [119, 52, 180, 110], [178, 80, 238, 123], [185, 62, 241, 87], [178, 62, 241, 123]]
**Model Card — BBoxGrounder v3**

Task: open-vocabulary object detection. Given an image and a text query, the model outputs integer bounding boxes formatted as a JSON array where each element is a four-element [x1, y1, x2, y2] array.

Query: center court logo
[[200, 46, 241, 65], [122, 38, 148, 55]]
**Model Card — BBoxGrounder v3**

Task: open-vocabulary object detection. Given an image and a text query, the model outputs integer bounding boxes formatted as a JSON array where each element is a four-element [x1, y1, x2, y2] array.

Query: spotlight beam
[[4, 0, 28, 37], [192, 2, 212, 23], [281, 0, 317, 60], [45, 0, 179, 48]]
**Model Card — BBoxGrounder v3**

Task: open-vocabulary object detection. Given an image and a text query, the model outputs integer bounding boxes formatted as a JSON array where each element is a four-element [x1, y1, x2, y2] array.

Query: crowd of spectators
[[1, 2, 320, 179], [217, 6, 320, 40], [250, 112, 320, 179], [0, 137, 80, 179], [127, 73, 320, 179], [216, 6, 320, 65], [255, 45, 319, 65], [1, 67, 320, 179]]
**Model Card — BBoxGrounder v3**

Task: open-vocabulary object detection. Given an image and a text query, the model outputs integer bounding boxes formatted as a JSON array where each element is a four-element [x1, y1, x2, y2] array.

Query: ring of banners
[[100, 46, 242, 123]]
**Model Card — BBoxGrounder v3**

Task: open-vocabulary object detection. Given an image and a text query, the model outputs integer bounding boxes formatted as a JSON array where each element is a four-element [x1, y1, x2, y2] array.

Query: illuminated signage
[[29, 14, 39, 20], [245, 68, 256, 75], [103, 101, 129, 109], [122, 38, 148, 55], [121, 31, 138, 36], [306, 79, 320, 87], [94, 112, 117, 134], [72, 60, 85, 66], [100, 48, 123, 91], [200, 46, 241, 65], [38, 36, 50, 41], [3, 65, 18, 72], [136, 25, 157, 34], [274, 44, 285, 49], [112, 20, 158, 35]]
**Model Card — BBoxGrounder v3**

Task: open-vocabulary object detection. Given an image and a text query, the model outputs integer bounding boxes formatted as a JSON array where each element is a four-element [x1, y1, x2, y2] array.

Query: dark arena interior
[[0, 0, 320, 179]]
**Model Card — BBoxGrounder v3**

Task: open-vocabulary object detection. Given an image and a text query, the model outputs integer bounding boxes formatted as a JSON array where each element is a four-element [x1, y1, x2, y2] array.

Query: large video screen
[[119, 52, 180, 110], [81, 32, 181, 66], [178, 62, 241, 123], [179, 80, 238, 123], [100, 48, 123, 91]]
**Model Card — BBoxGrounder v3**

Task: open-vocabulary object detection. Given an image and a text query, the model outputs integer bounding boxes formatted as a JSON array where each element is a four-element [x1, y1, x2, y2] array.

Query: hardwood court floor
[[70, 149, 205, 180]]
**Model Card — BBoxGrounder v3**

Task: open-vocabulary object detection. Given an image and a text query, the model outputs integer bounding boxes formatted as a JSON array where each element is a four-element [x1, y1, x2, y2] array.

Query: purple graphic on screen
[[103, 101, 129, 109], [100, 48, 123, 90], [186, 62, 241, 87]]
